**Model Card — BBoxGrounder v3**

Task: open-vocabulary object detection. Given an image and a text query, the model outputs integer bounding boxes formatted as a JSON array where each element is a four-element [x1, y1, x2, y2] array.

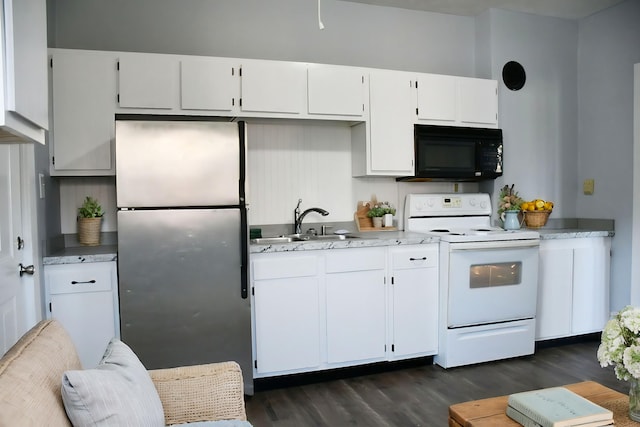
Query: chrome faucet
[[294, 199, 329, 234]]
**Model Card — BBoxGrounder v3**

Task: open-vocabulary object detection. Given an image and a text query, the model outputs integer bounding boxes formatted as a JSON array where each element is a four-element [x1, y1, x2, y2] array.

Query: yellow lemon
[[535, 200, 545, 209], [544, 202, 553, 211]]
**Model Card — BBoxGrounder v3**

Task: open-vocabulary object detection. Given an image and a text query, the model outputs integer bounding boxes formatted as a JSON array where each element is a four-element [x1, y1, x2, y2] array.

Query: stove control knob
[[480, 200, 487, 209], [427, 199, 435, 207], [469, 198, 476, 206]]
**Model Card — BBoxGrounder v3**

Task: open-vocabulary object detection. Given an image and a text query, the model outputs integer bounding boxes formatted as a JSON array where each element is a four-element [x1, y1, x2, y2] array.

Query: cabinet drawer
[[391, 246, 438, 269], [253, 255, 318, 280], [46, 263, 115, 294], [325, 248, 385, 273]]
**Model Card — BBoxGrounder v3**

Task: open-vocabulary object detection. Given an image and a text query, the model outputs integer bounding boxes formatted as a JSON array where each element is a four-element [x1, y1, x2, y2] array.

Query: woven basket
[[78, 217, 102, 246], [523, 210, 551, 228]]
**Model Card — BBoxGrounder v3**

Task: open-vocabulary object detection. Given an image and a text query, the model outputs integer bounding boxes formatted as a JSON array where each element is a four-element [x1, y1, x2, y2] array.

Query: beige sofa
[[0, 319, 249, 426]]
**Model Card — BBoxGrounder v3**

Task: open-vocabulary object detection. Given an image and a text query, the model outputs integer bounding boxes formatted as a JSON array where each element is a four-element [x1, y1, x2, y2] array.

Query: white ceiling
[[337, 0, 625, 20]]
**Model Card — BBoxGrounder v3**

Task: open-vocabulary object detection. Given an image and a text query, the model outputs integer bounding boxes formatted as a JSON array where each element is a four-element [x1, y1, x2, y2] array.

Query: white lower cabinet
[[325, 248, 386, 364], [536, 237, 611, 340], [251, 244, 439, 377], [252, 253, 321, 375], [389, 246, 439, 359], [44, 261, 119, 368]]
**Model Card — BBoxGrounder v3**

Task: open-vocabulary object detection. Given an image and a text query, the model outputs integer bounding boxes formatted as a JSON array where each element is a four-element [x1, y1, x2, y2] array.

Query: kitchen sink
[[288, 233, 346, 241], [250, 237, 293, 244], [251, 234, 354, 244]]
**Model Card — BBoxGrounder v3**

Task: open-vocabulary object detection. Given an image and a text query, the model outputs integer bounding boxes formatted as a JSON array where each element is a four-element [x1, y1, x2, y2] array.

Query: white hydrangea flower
[[598, 306, 640, 381], [624, 345, 640, 379]]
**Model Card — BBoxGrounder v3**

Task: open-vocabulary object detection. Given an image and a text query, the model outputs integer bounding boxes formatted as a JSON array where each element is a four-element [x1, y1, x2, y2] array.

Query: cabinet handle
[[409, 257, 427, 261], [71, 279, 96, 285]]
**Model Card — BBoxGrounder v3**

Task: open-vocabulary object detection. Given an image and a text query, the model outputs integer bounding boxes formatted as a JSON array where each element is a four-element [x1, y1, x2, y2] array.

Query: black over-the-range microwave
[[397, 124, 503, 182]]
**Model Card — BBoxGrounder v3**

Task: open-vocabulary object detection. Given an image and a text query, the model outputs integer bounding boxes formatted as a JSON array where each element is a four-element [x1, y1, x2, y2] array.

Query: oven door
[[446, 239, 539, 328]]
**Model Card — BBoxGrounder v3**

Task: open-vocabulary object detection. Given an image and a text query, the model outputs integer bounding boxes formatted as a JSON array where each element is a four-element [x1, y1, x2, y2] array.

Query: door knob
[[19, 263, 35, 277]]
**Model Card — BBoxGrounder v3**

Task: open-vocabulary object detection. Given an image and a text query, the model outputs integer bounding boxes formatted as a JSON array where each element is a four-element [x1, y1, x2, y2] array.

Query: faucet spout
[[293, 201, 329, 234]]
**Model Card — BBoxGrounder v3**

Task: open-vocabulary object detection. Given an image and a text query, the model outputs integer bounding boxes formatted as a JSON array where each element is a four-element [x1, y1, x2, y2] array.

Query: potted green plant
[[367, 205, 386, 228], [379, 202, 396, 227], [77, 196, 104, 246]]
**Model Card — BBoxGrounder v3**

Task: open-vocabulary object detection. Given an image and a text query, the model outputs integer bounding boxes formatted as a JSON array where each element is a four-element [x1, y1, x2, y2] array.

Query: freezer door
[[117, 209, 252, 385], [116, 120, 240, 207]]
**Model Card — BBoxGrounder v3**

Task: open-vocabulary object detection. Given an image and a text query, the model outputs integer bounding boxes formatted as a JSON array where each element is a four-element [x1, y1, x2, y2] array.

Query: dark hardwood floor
[[245, 337, 628, 426]]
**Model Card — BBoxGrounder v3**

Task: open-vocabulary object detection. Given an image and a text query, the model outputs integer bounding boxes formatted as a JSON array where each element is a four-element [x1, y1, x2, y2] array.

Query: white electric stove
[[405, 193, 540, 368]]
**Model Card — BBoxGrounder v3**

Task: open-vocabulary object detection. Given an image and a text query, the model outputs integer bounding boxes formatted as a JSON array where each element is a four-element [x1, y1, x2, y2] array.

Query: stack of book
[[506, 387, 614, 427]]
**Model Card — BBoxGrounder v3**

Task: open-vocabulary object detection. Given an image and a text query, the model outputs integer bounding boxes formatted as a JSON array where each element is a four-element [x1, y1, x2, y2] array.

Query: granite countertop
[[537, 229, 614, 239], [42, 221, 615, 264], [249, 231, 439, 254], [42, 244, 118, 265]]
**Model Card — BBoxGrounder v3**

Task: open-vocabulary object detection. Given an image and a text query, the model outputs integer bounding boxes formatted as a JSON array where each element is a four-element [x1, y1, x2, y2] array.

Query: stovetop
[[404, 193, 540, 242]]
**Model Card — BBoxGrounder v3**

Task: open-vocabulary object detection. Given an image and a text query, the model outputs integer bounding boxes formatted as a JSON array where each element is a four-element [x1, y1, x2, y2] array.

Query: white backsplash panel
[[59, 177, 117, 234], [247, 122, 354, 225]]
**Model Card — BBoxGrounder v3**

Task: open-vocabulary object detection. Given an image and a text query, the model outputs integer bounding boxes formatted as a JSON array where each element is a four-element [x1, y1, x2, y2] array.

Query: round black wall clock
[[502, 61, 526, 91]]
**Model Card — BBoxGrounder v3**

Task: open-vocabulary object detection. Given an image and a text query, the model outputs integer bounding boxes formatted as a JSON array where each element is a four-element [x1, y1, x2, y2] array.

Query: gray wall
[[480, 9, 579, 221], [48, 0, 475, 76], [47, 0, 640, 311], [578, 0, 640, 311]]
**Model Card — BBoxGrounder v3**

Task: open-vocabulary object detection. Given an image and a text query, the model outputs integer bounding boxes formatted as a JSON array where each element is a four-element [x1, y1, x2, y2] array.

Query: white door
[[0, 145, 35, 355]]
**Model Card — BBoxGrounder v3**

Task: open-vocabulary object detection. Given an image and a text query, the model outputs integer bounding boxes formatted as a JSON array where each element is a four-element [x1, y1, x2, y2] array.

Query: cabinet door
[[390, 246, 438, 358], [180, 58, 239, 112], [307, 65, 365, 117], [458, 77, 498, 126], [50, 50, 116, 174], [252, 253, 321, 375], [118, 54, 179, 109], [325, 248, 387, 364], [3, 0, 48, 130], [326, 270, 386, 364], [536, 241, 573, 340], [368, 70, 414, 175], [416, 74, 456, 123], [240, 61, 306, 114], [572, 238, 611, 334], [253, 276, 321, 374], [46, 262, 118, 368]]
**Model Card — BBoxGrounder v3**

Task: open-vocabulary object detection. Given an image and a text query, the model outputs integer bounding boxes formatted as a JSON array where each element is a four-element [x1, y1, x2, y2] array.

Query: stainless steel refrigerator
[[115, 119, 252, 394]]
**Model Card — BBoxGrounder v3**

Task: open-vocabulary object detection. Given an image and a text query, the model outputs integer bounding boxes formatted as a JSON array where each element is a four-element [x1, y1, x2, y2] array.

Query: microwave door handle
[[449, 240, 540, 251]]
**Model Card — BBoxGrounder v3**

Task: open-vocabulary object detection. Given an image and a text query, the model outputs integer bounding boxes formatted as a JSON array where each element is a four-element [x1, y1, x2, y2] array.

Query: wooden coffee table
[[448, 381, 634, 427]]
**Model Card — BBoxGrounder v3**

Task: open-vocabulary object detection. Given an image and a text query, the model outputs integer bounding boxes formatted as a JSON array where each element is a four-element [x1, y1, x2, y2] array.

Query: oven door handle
[[449, 239, 540, 251]]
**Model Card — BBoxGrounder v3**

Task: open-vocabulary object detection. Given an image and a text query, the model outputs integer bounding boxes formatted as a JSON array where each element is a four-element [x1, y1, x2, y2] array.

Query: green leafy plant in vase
[[78, 196, 104, 246]]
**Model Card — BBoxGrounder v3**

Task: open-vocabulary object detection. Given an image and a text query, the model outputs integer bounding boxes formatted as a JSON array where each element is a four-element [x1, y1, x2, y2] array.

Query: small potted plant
[[366, 205, 386, 228], [379, 202, 396, 227], [77, 196, 104, 246]]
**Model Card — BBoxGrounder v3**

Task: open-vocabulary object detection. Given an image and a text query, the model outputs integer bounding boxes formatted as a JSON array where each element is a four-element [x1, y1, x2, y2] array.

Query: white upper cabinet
[[0, 0, 47, 143], [416, 74, 456, 123], [416, 74, 498, 128], [458, 77, 498, 126], [240, 60, 307, 115], [352, 69, 414, 177], [49, 49, 116, 175], [117, 54, 179, 109], [180, 57, 239, 112], [307, 65, 365, 117]]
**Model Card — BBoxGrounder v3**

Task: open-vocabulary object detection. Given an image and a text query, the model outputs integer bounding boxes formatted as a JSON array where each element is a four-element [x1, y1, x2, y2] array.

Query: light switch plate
[[583, 179, 594, 195]]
